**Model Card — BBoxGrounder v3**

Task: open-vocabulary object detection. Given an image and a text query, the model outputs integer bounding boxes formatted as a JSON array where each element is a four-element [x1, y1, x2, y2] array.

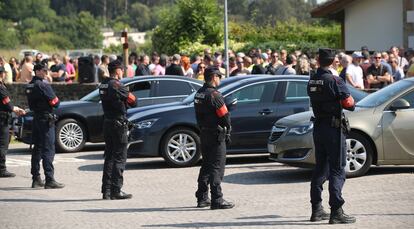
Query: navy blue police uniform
[[307, 48, 356, 224], [26, 63, 63, 188], [194, 66, 234, 210], [99, 60, 137, 200], [0, 67, 15, 177]]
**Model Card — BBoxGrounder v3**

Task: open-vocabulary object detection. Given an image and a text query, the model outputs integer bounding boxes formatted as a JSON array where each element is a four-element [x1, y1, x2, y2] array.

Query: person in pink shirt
[[153, 55, 167, 76], [127, 56, 135, 78], [63, 56, 75, 83]]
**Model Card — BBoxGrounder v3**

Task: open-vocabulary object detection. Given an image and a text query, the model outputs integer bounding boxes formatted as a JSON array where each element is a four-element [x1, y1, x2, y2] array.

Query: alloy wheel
[[345, 138, 367, 173], [59, 122, 84, 150], [166, 133, 197, 163]]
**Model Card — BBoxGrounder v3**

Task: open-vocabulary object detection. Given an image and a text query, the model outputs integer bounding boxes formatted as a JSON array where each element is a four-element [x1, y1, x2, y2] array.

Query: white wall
[[344, 0, 403, 51]]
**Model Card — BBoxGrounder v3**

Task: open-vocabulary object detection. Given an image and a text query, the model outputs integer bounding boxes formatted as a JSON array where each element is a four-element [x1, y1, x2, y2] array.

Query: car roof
[[120, 75, 203, 85], [224, 75, 309, 87]]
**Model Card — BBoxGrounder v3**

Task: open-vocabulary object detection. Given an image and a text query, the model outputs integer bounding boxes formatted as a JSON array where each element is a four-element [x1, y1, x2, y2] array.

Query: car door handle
[[259, 109, 273, 115]]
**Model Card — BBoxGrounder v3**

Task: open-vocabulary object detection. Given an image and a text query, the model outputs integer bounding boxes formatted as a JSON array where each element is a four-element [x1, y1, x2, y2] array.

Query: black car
[[15, 76, 203, 152], [127, 75, 315, 167]]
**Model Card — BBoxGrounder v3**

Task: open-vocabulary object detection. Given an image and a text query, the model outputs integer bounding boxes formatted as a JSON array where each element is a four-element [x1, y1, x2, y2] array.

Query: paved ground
[[1, 143, 414, 229]]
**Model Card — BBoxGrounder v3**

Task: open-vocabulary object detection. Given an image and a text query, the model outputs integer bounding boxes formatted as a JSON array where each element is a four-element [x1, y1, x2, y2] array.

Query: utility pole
[[121, 29, 129, 78], [224, 0, 229, 78], [125, 0, 128, 13], [103, 0, 107, 27]]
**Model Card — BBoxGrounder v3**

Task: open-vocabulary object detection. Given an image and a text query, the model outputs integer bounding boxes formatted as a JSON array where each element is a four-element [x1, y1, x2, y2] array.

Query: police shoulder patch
[[195, 93, 205, 99]]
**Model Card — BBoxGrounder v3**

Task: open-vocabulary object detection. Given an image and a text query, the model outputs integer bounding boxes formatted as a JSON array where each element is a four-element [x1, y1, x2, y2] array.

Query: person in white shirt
[[346, 52, 364, 89], [390, 46, 408, 70]]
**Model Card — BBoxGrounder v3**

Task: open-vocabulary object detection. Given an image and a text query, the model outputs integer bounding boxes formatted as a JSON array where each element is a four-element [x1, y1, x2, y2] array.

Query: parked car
[[14, 76, 203, 152], [268, 78, 414, 177], [127, 75, 317, 167]]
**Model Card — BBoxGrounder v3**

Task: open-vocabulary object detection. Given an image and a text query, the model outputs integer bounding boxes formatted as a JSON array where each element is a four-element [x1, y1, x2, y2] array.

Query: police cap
[[204, 66, 224, 81], [33, 63, 48, 71], [108, 60, 124, 72], [0, 66, 5, 73], [318, 48, 335, 61]]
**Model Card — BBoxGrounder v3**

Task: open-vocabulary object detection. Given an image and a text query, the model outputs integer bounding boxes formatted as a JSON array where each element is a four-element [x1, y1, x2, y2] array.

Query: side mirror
[[225, 97, 238, 111], [389, 99, 410, 111]]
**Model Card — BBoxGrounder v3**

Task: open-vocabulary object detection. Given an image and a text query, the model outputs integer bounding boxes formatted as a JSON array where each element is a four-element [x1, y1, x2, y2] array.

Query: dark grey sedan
[[15, 76, 202, 153]]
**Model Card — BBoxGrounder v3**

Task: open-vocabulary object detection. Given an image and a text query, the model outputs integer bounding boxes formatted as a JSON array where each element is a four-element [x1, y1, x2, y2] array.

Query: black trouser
[[31, 114, 56, 182], [310, 120, 346, 211], [101, 119, 128, 194], [0, 120, 10, 173], [195, 129, 226, 204]]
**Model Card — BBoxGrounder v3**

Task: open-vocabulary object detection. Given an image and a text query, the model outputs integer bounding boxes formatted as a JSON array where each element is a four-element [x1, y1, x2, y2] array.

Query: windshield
[[80, 89, 100, 102], [356, 80, 413, 108]]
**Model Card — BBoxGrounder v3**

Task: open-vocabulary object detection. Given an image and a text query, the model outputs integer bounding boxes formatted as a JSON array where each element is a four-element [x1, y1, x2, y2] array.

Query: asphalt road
[[1, 143, 414, 229]]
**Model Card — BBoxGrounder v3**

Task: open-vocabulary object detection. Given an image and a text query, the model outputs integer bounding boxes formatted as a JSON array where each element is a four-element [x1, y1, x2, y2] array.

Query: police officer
[[194, 66, 234, 210], [26, 63, 64, 189], [307, 49, 356, 224], [0, 66, 26, 178], [99, 60, 137, 200]]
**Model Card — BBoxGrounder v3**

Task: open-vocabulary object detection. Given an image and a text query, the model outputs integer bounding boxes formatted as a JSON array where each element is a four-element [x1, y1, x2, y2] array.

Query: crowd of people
[[0, 45, 411, 90]]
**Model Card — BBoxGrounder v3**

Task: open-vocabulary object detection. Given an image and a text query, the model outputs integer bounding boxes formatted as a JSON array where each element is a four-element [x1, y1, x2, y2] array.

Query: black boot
[[102, 190, 111, 200], [111, 191, 132, 200], [0, 170, 16, 178], [210, 200, 235, 210], [31, 176, 45, 188], [44, 180, 65, 189], [197, 198, 211, 208], [329, 207, 356, 224], [310, 205, 330, 222]]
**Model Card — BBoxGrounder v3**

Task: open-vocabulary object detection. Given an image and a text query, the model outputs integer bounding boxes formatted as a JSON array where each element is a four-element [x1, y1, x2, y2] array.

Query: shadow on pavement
[[78, 155, 274, 172], [365, 166, 414, 176], [224, 168, 312, 185], [68, 206, 206, 213], [0, 198, 102, 203], [8, 147, 31, 155], [75, 153, 104, 160], [142, 219, 325, 227]]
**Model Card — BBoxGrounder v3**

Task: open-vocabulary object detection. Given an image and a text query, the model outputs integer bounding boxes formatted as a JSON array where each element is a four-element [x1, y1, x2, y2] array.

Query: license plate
[[268, 144, 275, 153]]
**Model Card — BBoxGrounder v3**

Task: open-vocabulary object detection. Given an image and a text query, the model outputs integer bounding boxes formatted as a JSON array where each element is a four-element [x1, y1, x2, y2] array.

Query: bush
[[229, 19, 341, 51], [28, 32, 73, 51]]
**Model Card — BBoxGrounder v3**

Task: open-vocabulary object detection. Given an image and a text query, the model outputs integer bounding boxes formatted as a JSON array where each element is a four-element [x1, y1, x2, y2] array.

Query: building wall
[[344, 0, 403, 51]]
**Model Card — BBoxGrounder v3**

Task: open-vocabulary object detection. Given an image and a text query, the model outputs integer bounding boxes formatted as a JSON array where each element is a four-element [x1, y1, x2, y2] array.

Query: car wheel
[[56, 119, 86, 153], [161, 127, 201, 167], [345, 132, 373, 178]]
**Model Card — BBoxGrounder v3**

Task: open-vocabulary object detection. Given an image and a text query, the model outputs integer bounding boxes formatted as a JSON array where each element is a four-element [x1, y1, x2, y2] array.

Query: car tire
[[345, 132, 373, 178], [160, 127, 201, 167], [56, 118, 86, 153]]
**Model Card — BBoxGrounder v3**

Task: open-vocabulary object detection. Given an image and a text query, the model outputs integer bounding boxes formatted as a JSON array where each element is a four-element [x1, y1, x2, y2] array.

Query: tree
[[129, 2, 152, 31], [74, 11, 103, 48], [152, 0, 223, 55], [0, 19, 19, 49], [18, 18, 46, 44]]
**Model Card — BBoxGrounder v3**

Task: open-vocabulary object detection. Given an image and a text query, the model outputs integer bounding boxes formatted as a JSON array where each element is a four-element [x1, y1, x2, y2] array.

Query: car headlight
[[133, 119, 158, 129], [271, 125, 287, 133], [287, 123, 313, 136]]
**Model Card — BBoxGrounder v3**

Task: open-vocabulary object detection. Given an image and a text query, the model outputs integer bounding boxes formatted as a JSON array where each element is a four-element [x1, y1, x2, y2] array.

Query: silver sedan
[[268, 78, 414, 177]]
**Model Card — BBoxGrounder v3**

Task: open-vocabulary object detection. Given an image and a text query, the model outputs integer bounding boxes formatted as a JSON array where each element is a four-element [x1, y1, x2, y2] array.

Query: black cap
[[0, 66, 5, 73], [108, 60, 124, 72], [204, 66, 224, 81], [318, 48, 335, 61], [361, 45, 369, 51], [33, 63, 48, 71]]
